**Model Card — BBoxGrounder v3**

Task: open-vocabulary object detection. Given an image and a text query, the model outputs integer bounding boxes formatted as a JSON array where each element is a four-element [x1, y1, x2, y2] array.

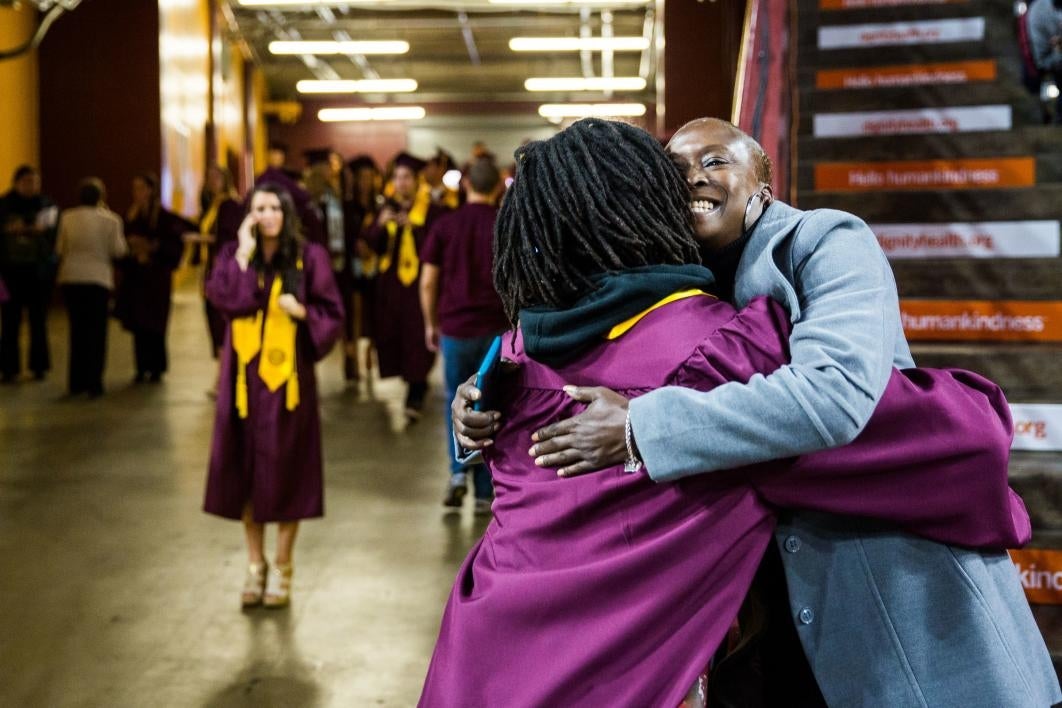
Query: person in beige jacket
[[55, 178, 127, 397]]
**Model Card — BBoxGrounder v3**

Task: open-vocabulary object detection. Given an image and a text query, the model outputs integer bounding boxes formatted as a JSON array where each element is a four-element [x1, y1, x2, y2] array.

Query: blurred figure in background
[[194, 164, 243, 362], [419, 159, 507, 513], [345, 156, 382, 384], [55, 178, 127, 398], [0, 165, 57, 383], [1028, 0, 1062, 123], [423, 149, 460, 210], [305, 149, 357, 383], [364, 153, 442, 420], [115, 172, 188, 383]]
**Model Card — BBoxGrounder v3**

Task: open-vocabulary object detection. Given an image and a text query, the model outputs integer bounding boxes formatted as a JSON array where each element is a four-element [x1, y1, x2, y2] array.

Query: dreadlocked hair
[[493, 118, 700, 324]]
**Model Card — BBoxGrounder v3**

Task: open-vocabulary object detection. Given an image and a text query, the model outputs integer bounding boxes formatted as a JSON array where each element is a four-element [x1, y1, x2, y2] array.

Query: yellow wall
[[0, 6, 40, 188], [159, 0, 211, 218]]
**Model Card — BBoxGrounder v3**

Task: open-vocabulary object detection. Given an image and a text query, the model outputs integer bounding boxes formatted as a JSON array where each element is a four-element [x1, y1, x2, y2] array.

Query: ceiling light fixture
[[510, 36, 649, 52], [297, 79, 418, 94], [238, 1, 365, 6], [318, 106, 427, 122], [269, 40, 409, 56], [525, 77, 647, 92], [537, 103, 647, 118]]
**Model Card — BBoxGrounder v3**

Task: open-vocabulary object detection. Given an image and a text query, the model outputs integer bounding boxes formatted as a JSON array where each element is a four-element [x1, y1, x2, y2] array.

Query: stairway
[[790, 0, 1062, 671]]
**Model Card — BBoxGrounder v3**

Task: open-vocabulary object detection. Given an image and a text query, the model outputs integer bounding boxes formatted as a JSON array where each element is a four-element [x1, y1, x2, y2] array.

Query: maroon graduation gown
[[364, 205, 443, 382], [115, 208, 187, 334], [203, 241, 344, 522]]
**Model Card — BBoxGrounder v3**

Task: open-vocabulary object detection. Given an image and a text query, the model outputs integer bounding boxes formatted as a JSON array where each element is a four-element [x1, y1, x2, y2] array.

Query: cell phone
[[473, 335, 504, 412]]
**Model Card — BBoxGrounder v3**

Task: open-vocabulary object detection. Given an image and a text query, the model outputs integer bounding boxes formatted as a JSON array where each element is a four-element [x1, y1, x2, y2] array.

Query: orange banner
[[817, 60, 996, 90], [1010, 549, 1062, 605], [815, 158, 1035, 192], [820, 0, 965, 8], [900, 300, 1062, 342]]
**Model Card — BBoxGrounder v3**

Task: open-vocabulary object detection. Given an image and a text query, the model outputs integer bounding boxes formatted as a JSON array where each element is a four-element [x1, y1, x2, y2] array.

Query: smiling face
[[250, 190, 284, 239], [666, 120, 768, 251]]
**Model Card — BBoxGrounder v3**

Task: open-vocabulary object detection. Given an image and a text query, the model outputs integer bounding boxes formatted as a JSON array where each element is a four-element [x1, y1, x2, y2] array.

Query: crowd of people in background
[[0, 138, 516, 517]]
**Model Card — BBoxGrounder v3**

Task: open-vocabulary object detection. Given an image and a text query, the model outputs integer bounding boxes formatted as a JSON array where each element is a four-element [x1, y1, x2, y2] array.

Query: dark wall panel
[[40, 0, 161, 214], [662, 0, 747, 135]]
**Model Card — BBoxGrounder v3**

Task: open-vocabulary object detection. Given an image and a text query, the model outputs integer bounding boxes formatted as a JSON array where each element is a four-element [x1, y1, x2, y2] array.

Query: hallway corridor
[[0, 283, 483, 707]]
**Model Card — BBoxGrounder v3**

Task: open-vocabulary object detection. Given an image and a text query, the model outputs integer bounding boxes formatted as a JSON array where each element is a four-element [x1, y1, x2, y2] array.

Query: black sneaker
[[443, 481, 467, 508]]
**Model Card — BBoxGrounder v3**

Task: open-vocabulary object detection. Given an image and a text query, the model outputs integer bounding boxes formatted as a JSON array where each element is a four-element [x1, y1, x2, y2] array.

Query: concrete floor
[[0, 283, 484, 707]]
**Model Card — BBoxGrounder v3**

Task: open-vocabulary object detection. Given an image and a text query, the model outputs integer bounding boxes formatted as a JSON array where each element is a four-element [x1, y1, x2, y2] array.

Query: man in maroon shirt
[[419, 159, 508, 513]]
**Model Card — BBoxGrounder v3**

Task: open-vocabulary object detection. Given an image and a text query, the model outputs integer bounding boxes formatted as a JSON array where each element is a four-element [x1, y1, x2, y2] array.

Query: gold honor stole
[[378, 186, 431, 286], [606, 289, 715, 340], [231, 261, 303, 418]]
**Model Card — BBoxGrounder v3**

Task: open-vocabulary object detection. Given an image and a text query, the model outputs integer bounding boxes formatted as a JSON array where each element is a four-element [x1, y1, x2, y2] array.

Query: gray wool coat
[[630, 200, 1060, 707]]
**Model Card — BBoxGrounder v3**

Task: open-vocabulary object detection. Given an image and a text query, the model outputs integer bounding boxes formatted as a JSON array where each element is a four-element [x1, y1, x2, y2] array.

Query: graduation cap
[[303, 147, 333, 166], [347, 155, 378, 173], [392, 151, 426, 174]]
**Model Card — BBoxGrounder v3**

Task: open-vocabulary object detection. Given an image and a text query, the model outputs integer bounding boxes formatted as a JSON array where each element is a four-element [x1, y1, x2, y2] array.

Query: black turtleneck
[[700, 227, 752, 304]]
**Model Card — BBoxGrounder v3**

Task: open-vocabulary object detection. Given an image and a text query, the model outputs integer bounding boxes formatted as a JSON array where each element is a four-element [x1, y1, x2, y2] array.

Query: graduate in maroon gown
[[363, 152, 444, 420], [115, 172, 189, 382], [420, 120, 1034, 706], [203, 183, 343, 609]]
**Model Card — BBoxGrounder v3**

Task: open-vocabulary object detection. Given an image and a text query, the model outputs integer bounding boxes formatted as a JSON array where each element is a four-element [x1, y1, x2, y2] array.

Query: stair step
[[795, 186, 1062, 222], [797, 127, 1062, 162], [910, 343, 1062, 397], [796, 155, 1062, 192], [893, 259, 1062, 300], [798, 85, 1045, 130]]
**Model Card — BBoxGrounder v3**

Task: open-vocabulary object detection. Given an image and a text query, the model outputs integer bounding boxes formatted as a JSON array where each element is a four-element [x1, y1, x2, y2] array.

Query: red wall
[[39, 0, 162, 214]]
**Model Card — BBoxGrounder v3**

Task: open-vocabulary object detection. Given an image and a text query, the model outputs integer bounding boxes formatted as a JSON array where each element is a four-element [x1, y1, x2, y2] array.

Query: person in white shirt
[[55, 178, 127, 397]]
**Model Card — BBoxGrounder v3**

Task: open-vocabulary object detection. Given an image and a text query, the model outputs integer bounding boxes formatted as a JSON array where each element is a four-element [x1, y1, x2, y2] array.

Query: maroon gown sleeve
[[205, 242, 266, 318], [753, 368, 1028, 550], [300, 243, 344, 362], [676, 296, 1028, 550]]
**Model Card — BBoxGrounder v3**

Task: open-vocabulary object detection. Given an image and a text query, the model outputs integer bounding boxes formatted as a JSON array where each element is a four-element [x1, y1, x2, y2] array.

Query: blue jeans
[[441, 333, 497, 500]]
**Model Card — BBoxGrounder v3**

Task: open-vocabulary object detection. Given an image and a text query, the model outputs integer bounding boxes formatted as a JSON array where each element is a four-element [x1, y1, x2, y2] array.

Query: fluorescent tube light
[[269, 40, 409, 56], [491, 0, 647, 4], [297, 79, 418, 94], [537, 103, 646, 118], [525, 77, 647, 92], [510, 36, 649, 52], [318, 106, 427, 122]]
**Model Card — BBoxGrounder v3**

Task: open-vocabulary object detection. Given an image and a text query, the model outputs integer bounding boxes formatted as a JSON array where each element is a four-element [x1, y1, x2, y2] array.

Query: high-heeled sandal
[[263, 563, 293, 609], [241, 561, 268, 608]]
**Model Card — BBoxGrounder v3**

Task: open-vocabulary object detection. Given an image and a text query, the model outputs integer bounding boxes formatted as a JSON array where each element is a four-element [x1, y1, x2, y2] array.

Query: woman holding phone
[[203, 183, 344, 608]]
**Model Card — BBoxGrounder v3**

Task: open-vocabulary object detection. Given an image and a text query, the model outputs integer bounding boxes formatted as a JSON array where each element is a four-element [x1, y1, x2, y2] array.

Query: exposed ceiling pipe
[[0, 0, 80, 61], [638, 7, 653, 80], [457, 11, 481, 66], [601, 9, 614, 99], [579, 7, 594, 80], [262, 10, 340, 80]]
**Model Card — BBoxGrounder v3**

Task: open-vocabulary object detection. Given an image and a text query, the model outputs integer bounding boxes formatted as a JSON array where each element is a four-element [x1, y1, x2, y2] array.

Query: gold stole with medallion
[[230, 260, 303, 418], [378, 186, 431, 286]]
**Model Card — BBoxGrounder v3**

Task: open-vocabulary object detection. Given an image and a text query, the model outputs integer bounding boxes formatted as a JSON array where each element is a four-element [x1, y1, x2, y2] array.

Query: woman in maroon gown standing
[[115, 172, 187, 382], [203, 183, 343, 608]]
